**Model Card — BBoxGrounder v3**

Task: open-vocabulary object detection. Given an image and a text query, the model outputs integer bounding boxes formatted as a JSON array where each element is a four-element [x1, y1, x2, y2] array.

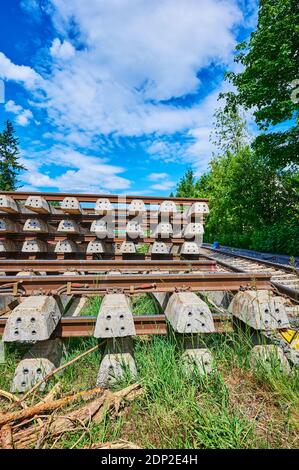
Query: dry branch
[[19, 343, 104, 403], [1, 425, 13, 449], [0, 387, 104, 427], [87, 439, 141, 449], [10, 383, 143, 449]]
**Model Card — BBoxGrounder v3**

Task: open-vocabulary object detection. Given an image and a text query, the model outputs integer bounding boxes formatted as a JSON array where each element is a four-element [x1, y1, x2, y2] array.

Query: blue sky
[[0, 0, 258, 195]]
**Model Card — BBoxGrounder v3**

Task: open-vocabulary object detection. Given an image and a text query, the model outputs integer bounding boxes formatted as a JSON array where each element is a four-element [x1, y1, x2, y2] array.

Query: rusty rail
[[0, 272, 271, 296], [202, 247, 299, 303], [0, 314, 232, 337], [0, 191, 207, 205], [0, 259, 216, 273]]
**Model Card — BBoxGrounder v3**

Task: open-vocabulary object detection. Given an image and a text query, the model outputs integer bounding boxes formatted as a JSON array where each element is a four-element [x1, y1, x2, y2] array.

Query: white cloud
[[50, 39, 76, 60], [3, 0, 257, 185], [14, 0, 243, 142], [147, 172, 175, 191], [5, 100, 34, 127], [0, 52, 42, 89], [20, 146, 131, 193], [150, 181, 175, 191], [148, 172, 169, 181], [5, 100, 22, 114]]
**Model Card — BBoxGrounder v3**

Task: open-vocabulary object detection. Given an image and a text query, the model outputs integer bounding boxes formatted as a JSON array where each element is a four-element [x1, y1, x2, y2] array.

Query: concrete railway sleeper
[[1, 284, 298, 391], [0, 192, 297, 395]]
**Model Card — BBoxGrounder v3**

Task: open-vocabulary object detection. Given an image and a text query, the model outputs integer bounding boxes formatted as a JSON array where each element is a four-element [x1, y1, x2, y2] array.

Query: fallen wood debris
[[86, 439, 141, 449], [0, 383, 143, 449], [1, 424, 13, 449]]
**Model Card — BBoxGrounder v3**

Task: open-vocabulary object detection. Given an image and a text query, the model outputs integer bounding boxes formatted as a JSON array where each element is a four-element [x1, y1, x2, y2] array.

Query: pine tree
[[0, 121, 25, 190]]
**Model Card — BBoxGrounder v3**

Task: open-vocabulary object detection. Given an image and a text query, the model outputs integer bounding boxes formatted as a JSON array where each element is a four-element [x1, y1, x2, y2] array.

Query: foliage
[[210, 105, 250, 155], [174, 109, 298, 255], [175, 168, 198, 197], [225, 0, 299, 168], [0, 120, 25, 190], [174, 0, 299, 257]]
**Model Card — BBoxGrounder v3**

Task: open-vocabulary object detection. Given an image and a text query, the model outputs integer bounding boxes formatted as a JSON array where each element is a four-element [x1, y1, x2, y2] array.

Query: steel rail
[[0, 191, 208, 204], [0, 212, 196, 224], [203, 246, 299, 275], [0, 314, 233, 337], [0, 259, 216, 272], [0, 253, 189, 261], [0, 272, 271, 296], [202, 248, 299, 303], [0, 234, 187, 244]]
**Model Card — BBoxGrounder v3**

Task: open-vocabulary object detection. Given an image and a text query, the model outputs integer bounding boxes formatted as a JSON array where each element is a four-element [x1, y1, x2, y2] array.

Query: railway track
[[0, 190, 298, 393], [201, 246, 299, 302]]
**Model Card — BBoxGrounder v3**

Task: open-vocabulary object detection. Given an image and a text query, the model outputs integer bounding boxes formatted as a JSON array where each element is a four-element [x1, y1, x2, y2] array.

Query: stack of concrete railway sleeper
[[0, 191, 297, 393]]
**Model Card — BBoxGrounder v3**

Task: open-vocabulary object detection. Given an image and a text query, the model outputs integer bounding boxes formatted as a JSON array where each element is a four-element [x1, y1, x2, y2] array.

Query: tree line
[[173, 0, 298, 256]]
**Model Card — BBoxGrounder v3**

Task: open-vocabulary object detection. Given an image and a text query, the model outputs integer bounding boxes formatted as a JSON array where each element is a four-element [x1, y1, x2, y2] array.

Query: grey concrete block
[[95, 198, 114, 215], [25, 196, 50, 214], [180, 242, 200, 255], [22, 239, 48, 253], [94, 294, 136, 338], [165, 292, 215, 333], [54, 239, 77, 254], [152, 222, 173, 238], [250, 345, 291, 374], [97, 353, 137, 387], [23, 218, 50, 233], [183, 223, 204, 239], [57, 219, 81, 233], [205, 290, 233, 309], [119, 241, 136, 254], [16, 272, 37, 277], [3, 296, 62, 342], [126, 220, 144, 239], [128, 199, 146, 215], [96, 338, 137, 387], [184, 202, 209, 219], [181, 348, 214, 375], [90, 219, 114, 238], [60, 197, 82, 214], [0, 340, 5, 364], [150, 241, 171, 255], [0, 195, 19, 214], [86, 240, 107, 254], [229, 290, 290, 331], [11, 339, 64, 392], [159, 200, 177, 216], [285, 348, 299, 366]]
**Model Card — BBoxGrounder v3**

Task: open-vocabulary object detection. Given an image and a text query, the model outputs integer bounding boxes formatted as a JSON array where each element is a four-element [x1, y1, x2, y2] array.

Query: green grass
[[131, 294, 162, 315], [0, 295, 298, 449], [136, 244, 150, 254], [80, 296, 103, 316]]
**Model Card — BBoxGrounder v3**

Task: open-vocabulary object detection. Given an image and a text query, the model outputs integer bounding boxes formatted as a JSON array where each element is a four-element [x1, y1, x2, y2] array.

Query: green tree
[[197, 148, 298, 255], [0, 121, 25, 190], [225, 0, 299, 168], [210, 105, 250, 155], [176, 103, 298, 256], [175, 169, 198, 197]]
